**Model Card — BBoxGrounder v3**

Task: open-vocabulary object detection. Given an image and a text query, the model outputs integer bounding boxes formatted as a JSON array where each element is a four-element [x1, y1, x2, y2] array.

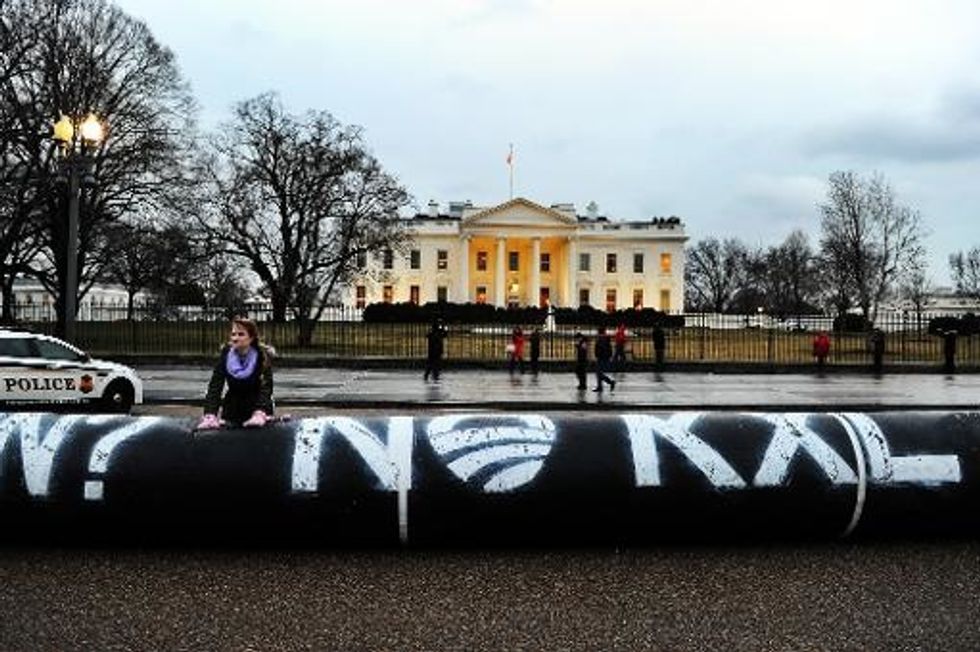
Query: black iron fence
[[1, 303, 974, 368]]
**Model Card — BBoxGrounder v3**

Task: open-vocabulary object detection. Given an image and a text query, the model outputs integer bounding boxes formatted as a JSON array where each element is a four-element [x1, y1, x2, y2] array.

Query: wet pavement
[[138, 365, 980, 410]]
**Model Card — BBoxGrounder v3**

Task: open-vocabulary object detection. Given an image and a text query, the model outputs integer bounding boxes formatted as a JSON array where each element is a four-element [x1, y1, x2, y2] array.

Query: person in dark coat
[[197, 318, 274, 429], [870, 329, 886, 373], [574, 331, 589, 390], [593, 326, 616, 392], [943, 330, 957, 374], [652, 325, 667, 367], [424, 319, 447, 381], [529, 327, 542, 375]]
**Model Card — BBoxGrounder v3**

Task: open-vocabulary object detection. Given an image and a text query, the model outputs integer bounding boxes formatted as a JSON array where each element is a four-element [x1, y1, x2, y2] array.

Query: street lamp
[[52, 112, 105, 343]]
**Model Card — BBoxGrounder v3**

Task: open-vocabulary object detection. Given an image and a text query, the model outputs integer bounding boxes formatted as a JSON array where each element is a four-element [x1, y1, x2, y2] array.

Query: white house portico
[[348, 197, 687, 312]]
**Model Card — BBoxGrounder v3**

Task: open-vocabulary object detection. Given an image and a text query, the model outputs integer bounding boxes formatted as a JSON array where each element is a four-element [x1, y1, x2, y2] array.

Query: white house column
[[531, 237, 541, 307], [458, 235, 470, 302], [495, 237, 506, 307], [565, 237, 577, 307]]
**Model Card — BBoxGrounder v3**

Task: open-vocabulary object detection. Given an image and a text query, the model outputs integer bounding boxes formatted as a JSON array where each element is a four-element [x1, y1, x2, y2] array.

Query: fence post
[[767, 324, 774, 363], [699, 313, 706, 361]]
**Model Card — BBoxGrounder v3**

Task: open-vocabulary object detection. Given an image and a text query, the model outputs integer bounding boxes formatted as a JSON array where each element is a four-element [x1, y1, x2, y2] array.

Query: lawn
[[44, 320, 971, 368]]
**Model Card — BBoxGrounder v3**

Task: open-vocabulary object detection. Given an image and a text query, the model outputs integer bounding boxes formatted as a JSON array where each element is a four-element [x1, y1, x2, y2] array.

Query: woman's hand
[[195, 413, 223, 430], [243, 410, 269, 428]]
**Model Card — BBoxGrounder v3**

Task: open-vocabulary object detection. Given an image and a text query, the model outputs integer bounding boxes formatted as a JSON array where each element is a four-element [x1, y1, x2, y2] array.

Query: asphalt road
[[2, 540, 979, 651]]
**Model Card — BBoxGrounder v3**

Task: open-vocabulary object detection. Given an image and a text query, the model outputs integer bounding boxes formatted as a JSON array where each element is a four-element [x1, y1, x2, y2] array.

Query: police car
[[0, 329, 143, 413]]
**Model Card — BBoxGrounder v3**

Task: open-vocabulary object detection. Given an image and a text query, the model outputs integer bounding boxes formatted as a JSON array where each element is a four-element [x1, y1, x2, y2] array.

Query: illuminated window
[[355, 286, 366, 309], [660, 253, 672, 274], [605, 288, 617, 312], [633, 289, 644, 309], [437, 250, 448, 270], [476, 251, 488, 271], [539, 287, 550, 308], [476, 286, 487, 304], [409, 285, 420, 304], [382, 285, 393, 303], [660, 289, 671, 311]]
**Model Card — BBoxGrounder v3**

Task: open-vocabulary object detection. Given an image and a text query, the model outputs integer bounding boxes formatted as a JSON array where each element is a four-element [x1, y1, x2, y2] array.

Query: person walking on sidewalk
[[574, 331, 589, 390], [197, 317, 275, 430], [613, 323, 628, 367], [529, 327, 542, 375], [593, 326, 616, 392], [509, 326, 526, 375], [424, 319, 447, 382], [813, 331, 830, 369], [652, 325, 667, 368]]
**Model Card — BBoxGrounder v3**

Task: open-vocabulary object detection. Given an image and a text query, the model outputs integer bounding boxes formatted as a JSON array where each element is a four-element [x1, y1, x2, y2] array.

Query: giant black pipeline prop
[[0, 412, 977, 544]]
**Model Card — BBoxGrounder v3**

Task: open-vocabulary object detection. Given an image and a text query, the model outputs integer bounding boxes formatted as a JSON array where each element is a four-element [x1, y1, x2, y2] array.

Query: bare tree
[[747, 230, 819, 316], [684, 237, 748, 313], [949, 247, 980, 302], [899, 245, 931, 334], [200, 93, 410, 344], [818, 171, 925, 323], [0, 0, 45, 321], [0, 0, 197, 332]]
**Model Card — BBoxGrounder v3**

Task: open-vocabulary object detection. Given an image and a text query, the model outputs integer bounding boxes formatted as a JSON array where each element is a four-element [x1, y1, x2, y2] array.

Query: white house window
[[579, 253, 590, 272], [437, 250, 448, 270], [606, 253, 617, 273]]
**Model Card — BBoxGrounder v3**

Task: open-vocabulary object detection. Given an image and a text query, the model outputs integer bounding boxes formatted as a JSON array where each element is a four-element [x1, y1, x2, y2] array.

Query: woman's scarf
[[226, 346, 259, 380]]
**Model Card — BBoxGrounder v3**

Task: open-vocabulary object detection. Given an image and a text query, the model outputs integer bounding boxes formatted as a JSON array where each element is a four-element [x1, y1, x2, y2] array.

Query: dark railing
[[0, 303, 973, 368]]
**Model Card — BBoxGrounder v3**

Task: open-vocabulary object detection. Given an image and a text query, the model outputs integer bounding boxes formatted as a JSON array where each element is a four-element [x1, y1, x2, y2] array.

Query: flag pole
[[507, 143, 514, 200]]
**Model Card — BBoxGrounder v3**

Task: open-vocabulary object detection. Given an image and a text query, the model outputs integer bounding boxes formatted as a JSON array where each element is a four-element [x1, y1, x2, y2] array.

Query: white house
[[347, 197, 687, 312]]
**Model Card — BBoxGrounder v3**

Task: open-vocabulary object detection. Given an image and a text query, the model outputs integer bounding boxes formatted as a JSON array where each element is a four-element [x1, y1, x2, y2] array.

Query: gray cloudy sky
[[115, 0, 980, 284]]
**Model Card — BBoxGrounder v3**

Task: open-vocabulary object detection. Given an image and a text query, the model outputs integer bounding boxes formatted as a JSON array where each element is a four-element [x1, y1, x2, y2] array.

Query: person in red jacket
[[813, 331, 831, 369], [613, 323, 628, 367], [509, 326, 526, 375]]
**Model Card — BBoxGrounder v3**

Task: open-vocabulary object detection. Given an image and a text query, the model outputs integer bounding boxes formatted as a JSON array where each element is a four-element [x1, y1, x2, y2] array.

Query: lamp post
[[52, 113, 104, 343]]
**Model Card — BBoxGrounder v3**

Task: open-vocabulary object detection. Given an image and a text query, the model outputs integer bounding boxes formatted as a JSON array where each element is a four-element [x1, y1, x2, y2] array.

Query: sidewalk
[[138, 365, 980, 410]]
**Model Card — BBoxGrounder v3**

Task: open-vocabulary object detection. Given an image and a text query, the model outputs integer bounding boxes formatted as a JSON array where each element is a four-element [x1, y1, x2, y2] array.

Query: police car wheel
[[102, 380, 134, 414]]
